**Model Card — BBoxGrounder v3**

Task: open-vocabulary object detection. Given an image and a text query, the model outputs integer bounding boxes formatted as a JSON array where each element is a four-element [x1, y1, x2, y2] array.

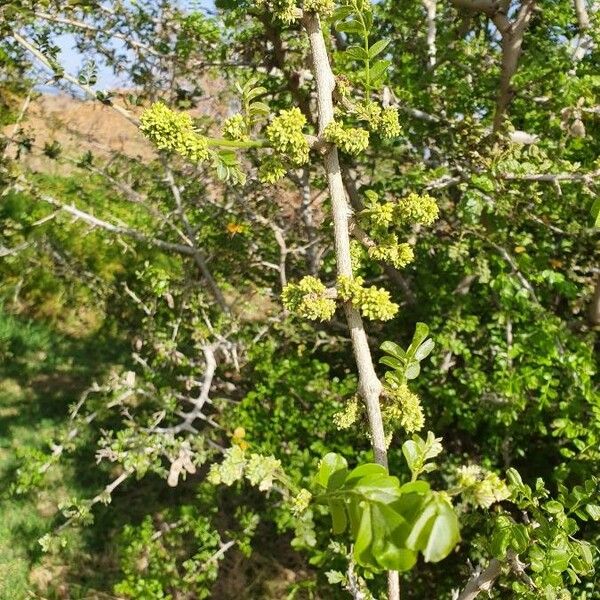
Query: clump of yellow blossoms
[[324, 121, 370, 155], [282, 276, 336, 321], [266, 108, 310, 166], [337, 275, 399, 321], [139, 102, 209, 163]]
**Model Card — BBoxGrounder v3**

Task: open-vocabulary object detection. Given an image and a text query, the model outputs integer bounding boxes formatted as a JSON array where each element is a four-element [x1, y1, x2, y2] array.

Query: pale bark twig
[[303, 13, 398, 600]]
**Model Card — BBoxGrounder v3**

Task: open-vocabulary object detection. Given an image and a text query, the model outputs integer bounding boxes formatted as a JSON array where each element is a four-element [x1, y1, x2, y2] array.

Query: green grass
[[0, 305, 127, 599]]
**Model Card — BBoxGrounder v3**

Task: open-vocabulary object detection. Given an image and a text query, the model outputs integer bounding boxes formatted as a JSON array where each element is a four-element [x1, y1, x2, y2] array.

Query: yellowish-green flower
[[258, 155, 287, 184], [223, 114, 249, 141], [255, 0, 300, 22], [323, 121, 370, 155], [282, 276, 336, 321], [395, 192, 439, 226], [337, 275, 399, 321], [245, 453, 281, 491], [266, 108, 310, 165], [368, 238, 414, 269], [207, 445, 246, 486], [361, 200, 395, 228], [457, 465, 510, 509], [350, 239, 367, 273], [333, 396, 361, 430], [139, 102, 209, 163], [383, 384, 424, 433], [379, 107, 402, 139], [291, 488, 313, 516], [356, 100, 383, 130], [304, 0, 335, 16]]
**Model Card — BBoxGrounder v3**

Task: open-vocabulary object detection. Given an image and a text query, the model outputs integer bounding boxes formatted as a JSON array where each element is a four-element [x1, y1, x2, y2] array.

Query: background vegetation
[[0, 0, 598, 598]]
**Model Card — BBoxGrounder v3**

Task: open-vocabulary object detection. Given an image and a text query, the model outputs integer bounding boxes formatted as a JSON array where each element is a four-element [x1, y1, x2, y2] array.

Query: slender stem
[[206, 137, 267, 149], [302, 13, 399, 600]]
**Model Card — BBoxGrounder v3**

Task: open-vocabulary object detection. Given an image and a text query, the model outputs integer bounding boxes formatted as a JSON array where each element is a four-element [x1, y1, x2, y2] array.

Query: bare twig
[[34, 11, 167, 57]]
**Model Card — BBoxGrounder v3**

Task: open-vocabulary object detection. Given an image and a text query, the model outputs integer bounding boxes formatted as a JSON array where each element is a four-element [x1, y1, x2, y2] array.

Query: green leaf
[[585, 504, 600, 520], [328, 498, 348, 534], [379, 356, 405, 371], [380, 341, 406, 360], [314, 453, 348, 491], [414, 339, 435, 362], [407, 323, 429, 358], [245, 86, 267, 102], [248, 101, 270, 116], [369, 59, 390, 82], [345, 46, 369, 61], [405, 493, 460, 563], [544, 500, 564, 514], [336, 20, 364, 34], [331, 6, 353, 22], [402, 440, 421, 476], [591, 197, 600, 228], [368, 39, 390, 59], [405, 362, 421, 380]]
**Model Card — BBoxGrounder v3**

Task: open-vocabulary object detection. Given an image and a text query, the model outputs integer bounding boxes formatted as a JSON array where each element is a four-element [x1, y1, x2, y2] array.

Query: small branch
[[573, 0, 590, 30], [56, 469, 133, 533], [422, 0, 438, 67], [501, 168, 600, 184], [456, 558, 503, 600], [40, 194, 198, 256], [162, 165, 230, 313]]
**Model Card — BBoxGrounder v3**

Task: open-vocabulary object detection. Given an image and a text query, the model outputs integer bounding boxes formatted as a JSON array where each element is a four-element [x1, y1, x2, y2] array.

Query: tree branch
[[573, 0, 590, 30], [456, 558, 503, 600], [303, 13, 398, 600]]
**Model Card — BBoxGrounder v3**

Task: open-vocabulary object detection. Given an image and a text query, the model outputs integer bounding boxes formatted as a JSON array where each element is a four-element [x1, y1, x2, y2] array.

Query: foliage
[[0, 0, 597, 597]]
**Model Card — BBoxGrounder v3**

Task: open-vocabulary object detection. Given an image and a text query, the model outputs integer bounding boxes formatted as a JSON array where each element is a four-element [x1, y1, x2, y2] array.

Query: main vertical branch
[[303, 13, 399, 600]]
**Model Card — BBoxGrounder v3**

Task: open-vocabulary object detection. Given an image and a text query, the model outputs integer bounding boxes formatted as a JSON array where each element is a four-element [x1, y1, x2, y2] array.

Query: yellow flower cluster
[[395, 192, 439, 226], [223, 114, 249, 141], [255, 0, 299, 23], [323, 121, 370, 155], [291, 488, 313, 516], [266, 108, 310, 165], [362, 192, 439, 228], [258, 155, 287, 184], [282, 276, 336, 321], [457, 465, 510, 509], [355, 103, 402, 139], [337, 275, 399, 321], [350, 239, 367, 273], [139, 102, 209, 163], [383, 383, 424, 434], [333, 396, 361, 430], [379, 107, 402, 139], [207, 446, 283, 492], [368, 237, 414, 269], [304, 0, 335, 15]]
